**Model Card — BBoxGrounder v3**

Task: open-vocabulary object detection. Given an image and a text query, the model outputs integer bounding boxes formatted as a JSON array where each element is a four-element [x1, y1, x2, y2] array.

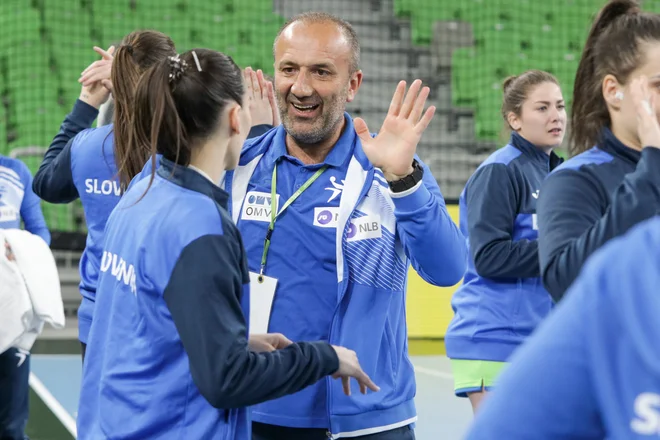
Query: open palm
[[354, 79, 435, 180]]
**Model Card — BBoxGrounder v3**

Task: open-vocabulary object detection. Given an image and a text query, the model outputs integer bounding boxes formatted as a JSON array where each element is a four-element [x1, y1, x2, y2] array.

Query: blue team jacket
[[0, 155, 50, 243], [223, 114, 467, 437], [466, 215, 660, 439], [77, 158, 339, 439], [537, 127, 660, 301], [33, 99, 115, 343], [445, 132, 562, 368]]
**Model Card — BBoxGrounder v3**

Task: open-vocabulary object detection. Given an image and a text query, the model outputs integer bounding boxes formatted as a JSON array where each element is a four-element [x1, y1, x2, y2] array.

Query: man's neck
[[285, 120, 345, 165]]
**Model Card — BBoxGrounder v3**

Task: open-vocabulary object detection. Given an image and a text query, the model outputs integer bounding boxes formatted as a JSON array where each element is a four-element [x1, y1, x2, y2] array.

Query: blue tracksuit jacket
[[0, 155, 50, 243], [223, 114, 467, 437], [537, 127, 660, 301], [466, 215, 660, 439], [445, 132, 562, 372], [76, 158, 339, 439]]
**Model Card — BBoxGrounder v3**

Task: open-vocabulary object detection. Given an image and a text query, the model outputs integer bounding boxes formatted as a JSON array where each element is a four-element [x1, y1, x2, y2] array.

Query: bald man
[[225, 12, 467, 440]]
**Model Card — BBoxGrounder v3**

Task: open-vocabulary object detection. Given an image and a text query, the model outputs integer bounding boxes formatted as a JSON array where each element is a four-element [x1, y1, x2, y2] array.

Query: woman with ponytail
[[537, 0, 660, 302], [444, 70, 566, 412], [76, 49, 377, 440], [32, 31, 277, 362], [32, 30, 177, 360]]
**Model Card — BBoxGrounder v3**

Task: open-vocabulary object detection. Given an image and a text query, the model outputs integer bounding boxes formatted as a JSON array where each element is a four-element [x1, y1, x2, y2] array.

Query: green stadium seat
[[2, 0, 285, 231], [394, 0, 641, 143]]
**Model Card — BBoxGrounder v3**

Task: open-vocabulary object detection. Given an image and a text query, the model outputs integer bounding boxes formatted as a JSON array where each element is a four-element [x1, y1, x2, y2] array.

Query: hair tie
[[168, 54, 188, 83]]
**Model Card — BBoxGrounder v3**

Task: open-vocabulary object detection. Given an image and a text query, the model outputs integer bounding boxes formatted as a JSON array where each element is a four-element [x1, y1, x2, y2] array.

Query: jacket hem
[[444, 335, 521, 362], [329, 399, 417, 438]]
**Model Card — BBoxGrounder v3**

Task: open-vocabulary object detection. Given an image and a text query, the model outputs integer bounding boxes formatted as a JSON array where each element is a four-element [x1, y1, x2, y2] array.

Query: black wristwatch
[[388, 159, 424, 193]]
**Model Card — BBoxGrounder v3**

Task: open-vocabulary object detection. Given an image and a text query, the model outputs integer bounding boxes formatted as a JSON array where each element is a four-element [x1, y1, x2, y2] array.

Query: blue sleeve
[[163, 233, 340, 409], [537, 147, 660, 301], [17, 164, 51, 244], [465, 264, 605, 439], [248, 124, 273, 138], [393, 157, 467, 286], [32, 99, 99, 203], [466, 164, 539, 279]]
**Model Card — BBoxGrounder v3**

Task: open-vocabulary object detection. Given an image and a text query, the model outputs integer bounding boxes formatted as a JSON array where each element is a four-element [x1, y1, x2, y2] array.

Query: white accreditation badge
[[248, 272, 278, 335]]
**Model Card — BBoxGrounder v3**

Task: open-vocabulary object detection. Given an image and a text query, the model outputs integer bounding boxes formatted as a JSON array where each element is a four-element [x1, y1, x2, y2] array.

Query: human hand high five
[[78, 45, 115, 109], [354, 80, 435, 181], [244, 67, 280, 127]]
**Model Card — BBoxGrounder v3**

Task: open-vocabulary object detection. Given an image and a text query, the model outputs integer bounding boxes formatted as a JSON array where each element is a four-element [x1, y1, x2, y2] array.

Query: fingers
[[353, 117, 371, 143], [415, 106, 436, 135], [631, 76, 654, 119], [409, 84, 430, 122], [101, 79, 113, 92], [387, 81, 407, 117], [275, 333, 293, 348], [267, 81, 281, 126], [81, 68, 112, 86], [388, 79, 435, 133], [256, 69, 267, 101], [93, 45, 115, 60], [245, 67, 257, 97], [244, 67, 253, 95], [80, 60, 112, 84], [342, 376, 351, 396], [354, 369, 380, 393], [400, 79, 422, 119]]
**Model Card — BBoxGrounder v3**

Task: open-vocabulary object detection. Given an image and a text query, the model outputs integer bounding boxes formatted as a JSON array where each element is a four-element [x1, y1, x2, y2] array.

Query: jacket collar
[[510, 131, 563, 170], [158, 157, 229, 209], [597, 126, 642, 165]]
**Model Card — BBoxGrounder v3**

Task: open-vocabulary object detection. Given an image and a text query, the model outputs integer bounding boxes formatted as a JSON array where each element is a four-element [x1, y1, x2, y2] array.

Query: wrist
[[79, 92, 103, 109], [386, 160, 424, 193], [383, 165, 414, 182]]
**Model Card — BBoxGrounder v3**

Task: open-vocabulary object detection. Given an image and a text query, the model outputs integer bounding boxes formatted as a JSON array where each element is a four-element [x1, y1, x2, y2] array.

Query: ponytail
[[125, 49, 244, 202], [570, 0, 643, 156], [108, 30, 176, 193], [111, 44, 144, 192], [127, 55, 187, 201]]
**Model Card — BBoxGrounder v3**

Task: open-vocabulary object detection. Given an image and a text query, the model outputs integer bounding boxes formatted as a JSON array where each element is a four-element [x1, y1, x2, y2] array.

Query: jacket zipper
[[325, 168, 375, 437]]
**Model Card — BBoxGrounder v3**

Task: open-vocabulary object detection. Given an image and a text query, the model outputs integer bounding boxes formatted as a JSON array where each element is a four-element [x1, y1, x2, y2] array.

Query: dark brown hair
[[111, 30, 176, 192], [571, 0, 660, 156], [274, 11, 361, 73], [128, 49, 244, 197], [501, 70, 560, 132]]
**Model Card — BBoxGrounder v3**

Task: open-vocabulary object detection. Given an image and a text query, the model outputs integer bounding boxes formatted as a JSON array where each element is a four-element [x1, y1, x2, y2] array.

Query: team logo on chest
[[324, 176, 345, 203], [241, 191, 280, 223]]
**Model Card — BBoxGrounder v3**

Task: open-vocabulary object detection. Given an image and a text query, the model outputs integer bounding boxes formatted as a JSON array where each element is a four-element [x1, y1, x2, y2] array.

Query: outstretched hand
[[78, 45, 115, 109], [354, 79, 435, 181], [244, 67, 280, 127]]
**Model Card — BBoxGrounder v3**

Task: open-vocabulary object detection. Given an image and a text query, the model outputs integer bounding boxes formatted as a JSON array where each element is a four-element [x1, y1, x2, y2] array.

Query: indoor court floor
[[26, 352, 474, 440]]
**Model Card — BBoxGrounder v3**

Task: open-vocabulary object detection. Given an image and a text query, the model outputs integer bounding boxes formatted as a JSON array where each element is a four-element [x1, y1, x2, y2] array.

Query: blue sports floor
[[27, 353, 474, 439]]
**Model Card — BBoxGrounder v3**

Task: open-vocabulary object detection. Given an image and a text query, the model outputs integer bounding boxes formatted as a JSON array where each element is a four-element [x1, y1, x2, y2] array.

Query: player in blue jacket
[[32, 30, 177, 359], [224, 12, 466, 440], [77, 48, 377, 440], [444, 70, 565, 412], [464, 214, 660, 439], [0, 155, 50, 440], [537, 0, 660, 302]]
